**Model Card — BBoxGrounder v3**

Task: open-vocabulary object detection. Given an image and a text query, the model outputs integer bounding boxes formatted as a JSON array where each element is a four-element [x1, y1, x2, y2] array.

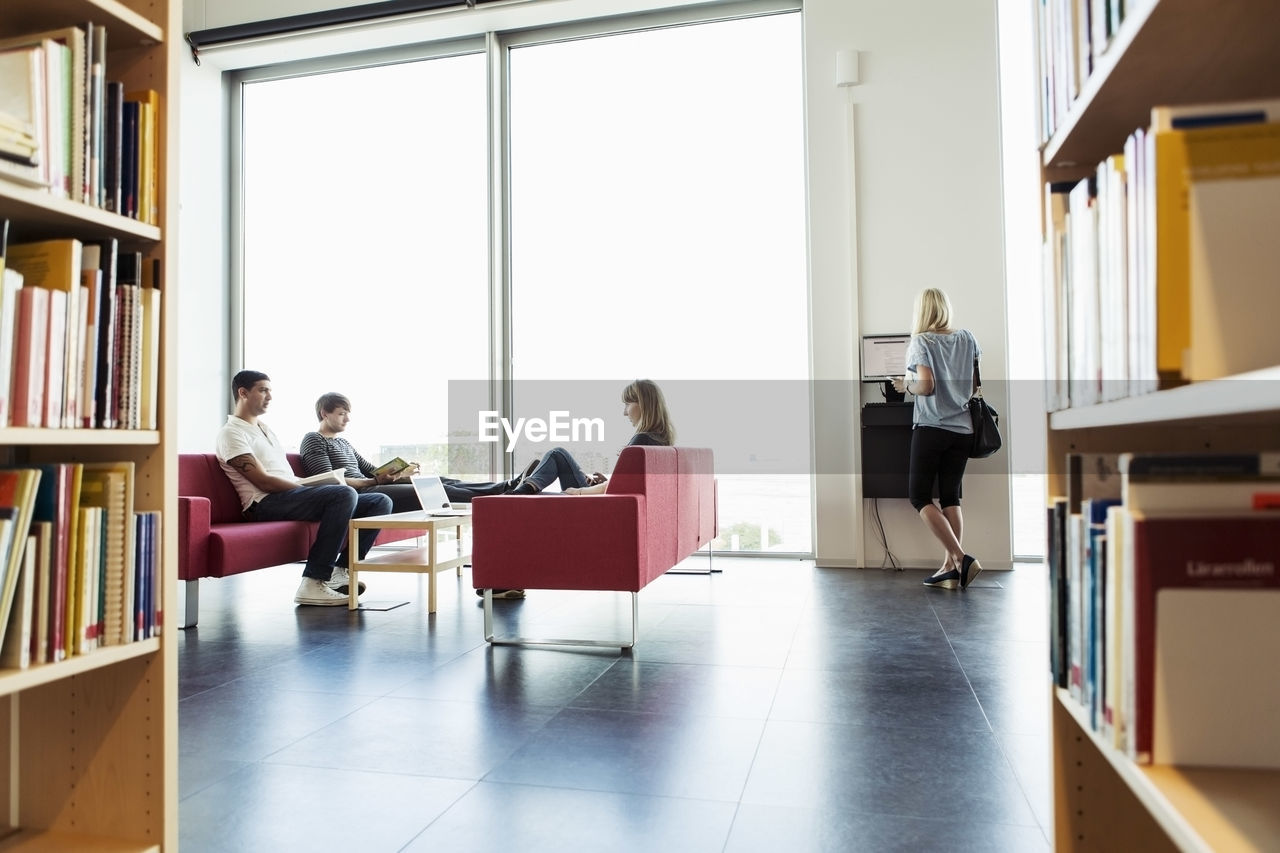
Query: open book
[[372, 457, 413, 478], [297, 469, 344, 487]]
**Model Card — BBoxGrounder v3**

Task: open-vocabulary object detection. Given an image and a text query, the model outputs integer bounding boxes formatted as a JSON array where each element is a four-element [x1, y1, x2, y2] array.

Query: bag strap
[[972, 355, 982, 397]]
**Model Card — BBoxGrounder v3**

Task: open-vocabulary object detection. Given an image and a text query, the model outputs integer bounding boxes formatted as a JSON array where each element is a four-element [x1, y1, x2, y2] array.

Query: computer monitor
[[860, 334, 911, 382]]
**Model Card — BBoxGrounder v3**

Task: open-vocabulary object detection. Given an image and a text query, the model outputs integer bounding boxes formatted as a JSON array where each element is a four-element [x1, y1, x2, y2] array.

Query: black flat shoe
[[960, 555, 982, 590], [923, 569, 960, 589]]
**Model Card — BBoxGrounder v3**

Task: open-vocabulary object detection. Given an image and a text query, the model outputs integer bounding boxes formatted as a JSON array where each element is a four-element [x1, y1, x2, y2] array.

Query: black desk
[[861, 402, 913, 499]]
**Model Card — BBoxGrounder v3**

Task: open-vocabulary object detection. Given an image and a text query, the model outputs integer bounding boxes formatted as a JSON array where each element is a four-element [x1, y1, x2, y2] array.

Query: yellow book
[[1151, 128, 1192, 381], [124, 90, 160, 225], [1150, 116, 1280, 382], [78, 462, 133, 646], [62, 463, 83, 657], [1182, 121, 1280, 380]]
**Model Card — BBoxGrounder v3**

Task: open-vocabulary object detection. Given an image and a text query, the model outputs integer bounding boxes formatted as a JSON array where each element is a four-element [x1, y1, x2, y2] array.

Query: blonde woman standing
[[892, 288, 983, 590]]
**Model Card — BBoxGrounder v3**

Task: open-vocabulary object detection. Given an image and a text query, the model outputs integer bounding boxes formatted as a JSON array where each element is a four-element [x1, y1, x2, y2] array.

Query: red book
[[1129, 515, 1280, 766], [30, 464, 75, 662], [11, 286, 49, 428]]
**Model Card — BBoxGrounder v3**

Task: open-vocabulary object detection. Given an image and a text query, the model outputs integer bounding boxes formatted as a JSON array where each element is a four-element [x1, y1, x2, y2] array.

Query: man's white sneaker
[[327, 567, 366, 595], [295, 577, 351, 606]]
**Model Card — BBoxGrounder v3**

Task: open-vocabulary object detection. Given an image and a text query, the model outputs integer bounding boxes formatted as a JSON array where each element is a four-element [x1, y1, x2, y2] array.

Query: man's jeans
[[249, 485, 392, 580]]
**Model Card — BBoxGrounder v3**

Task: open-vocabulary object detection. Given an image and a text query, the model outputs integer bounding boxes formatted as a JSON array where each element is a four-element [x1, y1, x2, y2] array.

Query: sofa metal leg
[[483, 591, 638, 649], [180, 579, 199, 629], [666, 544, 718, 575]]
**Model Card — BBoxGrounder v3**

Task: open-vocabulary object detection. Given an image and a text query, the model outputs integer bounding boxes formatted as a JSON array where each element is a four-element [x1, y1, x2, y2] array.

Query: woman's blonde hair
[[623, 379, 676, 445], [912, 287, 953, 335]]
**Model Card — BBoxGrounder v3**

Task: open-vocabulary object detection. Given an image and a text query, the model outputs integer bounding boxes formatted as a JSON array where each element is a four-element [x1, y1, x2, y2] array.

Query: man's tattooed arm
[[227, 453, 301, 493]]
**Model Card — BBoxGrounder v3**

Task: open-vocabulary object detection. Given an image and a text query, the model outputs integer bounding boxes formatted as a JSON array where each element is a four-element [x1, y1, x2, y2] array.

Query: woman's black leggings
[[908, 426, 972, 511]]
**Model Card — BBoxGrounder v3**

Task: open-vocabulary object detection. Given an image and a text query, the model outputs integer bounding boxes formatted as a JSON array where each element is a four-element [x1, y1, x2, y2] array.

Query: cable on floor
[[871, 498, 902, 571]]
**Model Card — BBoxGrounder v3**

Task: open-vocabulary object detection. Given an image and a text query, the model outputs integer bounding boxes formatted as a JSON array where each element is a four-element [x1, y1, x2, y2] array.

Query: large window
[[240, 53, 489, 473], [507, 13, 811, 552], [238, 9, 812, 552]]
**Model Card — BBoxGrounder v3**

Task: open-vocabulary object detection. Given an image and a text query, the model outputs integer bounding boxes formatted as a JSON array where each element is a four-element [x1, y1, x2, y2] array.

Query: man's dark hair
[[315, 392, 351, 421], [232, 369, 269, 403]]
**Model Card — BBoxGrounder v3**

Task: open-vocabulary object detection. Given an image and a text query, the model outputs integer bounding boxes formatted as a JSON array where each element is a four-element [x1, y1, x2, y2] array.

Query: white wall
[[178, 0, 1013, 568]]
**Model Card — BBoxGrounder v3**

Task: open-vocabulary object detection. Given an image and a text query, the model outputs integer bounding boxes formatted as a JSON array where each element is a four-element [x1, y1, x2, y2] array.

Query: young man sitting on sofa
[[216, 370, 392, 606]]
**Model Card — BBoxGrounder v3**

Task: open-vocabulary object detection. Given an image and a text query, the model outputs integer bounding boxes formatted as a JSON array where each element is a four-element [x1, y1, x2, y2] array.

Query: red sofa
[[178, 453, 419, 627], [470, 445, 716, 648]]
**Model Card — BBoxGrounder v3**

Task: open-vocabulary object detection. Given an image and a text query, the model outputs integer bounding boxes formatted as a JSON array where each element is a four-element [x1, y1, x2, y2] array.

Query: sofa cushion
[[207, 521, 317, 578]]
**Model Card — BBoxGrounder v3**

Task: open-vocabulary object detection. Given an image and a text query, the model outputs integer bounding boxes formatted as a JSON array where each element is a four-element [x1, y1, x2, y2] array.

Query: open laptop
[[410, 474, 472, 516]]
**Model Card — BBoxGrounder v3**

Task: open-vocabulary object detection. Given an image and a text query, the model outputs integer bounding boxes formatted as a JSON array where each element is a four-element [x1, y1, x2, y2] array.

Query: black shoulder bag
[[967, 357, 1001, 459]]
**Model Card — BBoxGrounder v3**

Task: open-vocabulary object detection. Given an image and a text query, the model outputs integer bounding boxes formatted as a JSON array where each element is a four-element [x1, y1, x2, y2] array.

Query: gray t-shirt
[[905, 329, 981, 433]]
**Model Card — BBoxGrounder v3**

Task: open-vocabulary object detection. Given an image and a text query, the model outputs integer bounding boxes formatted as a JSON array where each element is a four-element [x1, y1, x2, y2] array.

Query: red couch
[[178, 453, 419, 627], [470, 445, 716, 647]]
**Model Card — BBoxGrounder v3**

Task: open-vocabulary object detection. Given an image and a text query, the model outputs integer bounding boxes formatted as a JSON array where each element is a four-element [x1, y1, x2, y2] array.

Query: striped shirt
[[299, 432, 375, 479]]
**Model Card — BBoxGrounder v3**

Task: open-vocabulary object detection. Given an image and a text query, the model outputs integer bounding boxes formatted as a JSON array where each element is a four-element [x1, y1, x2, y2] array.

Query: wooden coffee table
[[347, 510, 472, 611]]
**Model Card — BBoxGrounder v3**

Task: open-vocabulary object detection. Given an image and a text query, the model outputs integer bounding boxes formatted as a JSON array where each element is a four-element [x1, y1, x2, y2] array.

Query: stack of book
[[0, 23, 160, 223], [1048, 450, 1280, 769], [0, 228, 161, 431], [0, 462, 162, 671], [1042, 97, 1280, 411]]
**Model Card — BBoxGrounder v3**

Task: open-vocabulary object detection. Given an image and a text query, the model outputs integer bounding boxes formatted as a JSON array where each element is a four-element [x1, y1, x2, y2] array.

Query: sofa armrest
[[472, 494, 650, 592], [178, 495, 212, 581]]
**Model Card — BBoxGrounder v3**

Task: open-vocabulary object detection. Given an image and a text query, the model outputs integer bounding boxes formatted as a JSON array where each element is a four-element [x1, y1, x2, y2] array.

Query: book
[[139, 257, 160, 429], [72, 505, 100, 654], [93, 238, 118, 428], [30, 463, 78, 662], [1103, 503, 1127, 750], [124, 90, 160, 225], [1048, 496, 1069, 689], [6, 238, 84, 428], [1128, 514, 1280, 767], [87, 23, 105, 207], [1120, 451, 1280, 514], [78, 462, 133, 646], [1067, 451, 1121, 513], [10, 284, 49, 427], [0, 533, 36, 669], [0, 45, 48, 188], [0, 467, 40, 654], [41, 287, 67, 428], [29, 520, 51, 665], [372, 457, 413, 478], [0, 34, 74, 198], [121, 99, 138, 219], [103, 81, 122, 214], [0, 267, 23, 426], [62, 463, 84, 657], [1151, 97, 1280, 132], [1183, 121, 1280, 380], [78, 243, 102, 427], [1083, 498, 1119, 731], [297, 469, 344, 487], [113, 251, 142, 429]]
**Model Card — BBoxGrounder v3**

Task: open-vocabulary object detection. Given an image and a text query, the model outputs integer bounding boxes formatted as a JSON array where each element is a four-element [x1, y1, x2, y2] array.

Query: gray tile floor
[[178, 555, 1052, 852]]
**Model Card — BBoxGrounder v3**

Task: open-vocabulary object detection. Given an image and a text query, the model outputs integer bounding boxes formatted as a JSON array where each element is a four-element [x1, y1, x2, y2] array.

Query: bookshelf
[[1040, 0, 1280, 850], [0, 0, 176, 849]]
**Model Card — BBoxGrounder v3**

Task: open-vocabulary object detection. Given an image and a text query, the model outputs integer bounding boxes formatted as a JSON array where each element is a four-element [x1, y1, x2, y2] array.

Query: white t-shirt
[[215, 415, 295, 511]]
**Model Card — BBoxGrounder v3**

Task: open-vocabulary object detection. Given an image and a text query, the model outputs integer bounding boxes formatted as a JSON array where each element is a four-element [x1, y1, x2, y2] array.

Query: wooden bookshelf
[[0, 0, 177, 848], [1040, 1, 1280, 850]]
